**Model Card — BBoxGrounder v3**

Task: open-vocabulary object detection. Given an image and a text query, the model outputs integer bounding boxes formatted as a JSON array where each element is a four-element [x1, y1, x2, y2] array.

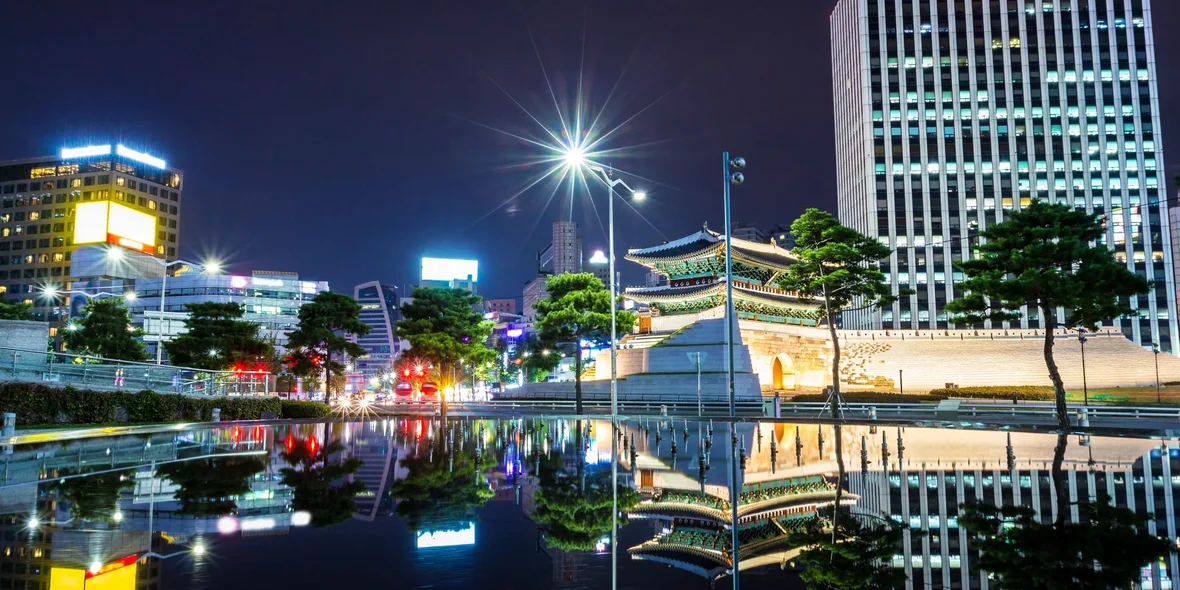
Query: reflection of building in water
[[342, 421, 401, 521], [619, 420, 857, 581], [844, 429, 1173, 590], [628, 475, 857, 581]]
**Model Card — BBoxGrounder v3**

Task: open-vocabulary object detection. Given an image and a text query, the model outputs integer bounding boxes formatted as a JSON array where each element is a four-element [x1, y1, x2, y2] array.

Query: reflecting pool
[[0, 418, 1176, 589]]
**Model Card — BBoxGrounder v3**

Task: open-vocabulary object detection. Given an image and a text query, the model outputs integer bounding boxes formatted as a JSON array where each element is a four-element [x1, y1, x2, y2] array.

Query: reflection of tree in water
[[155, 457, 267, 517], [280, 438, 366, 527], [960, 433, 1171, 590], [789, 425, 907, 590], [389, 420, 495, 534], [531, 420, 639, 552], [56, 469, 134, 523]]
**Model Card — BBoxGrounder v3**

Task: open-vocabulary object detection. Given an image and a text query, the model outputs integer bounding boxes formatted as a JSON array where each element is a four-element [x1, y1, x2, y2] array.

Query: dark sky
[[2, 1, 1177, 300]]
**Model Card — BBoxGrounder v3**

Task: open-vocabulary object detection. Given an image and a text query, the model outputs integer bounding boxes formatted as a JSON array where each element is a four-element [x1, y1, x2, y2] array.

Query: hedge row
[[929, 385, 1056, 401], [791, 392, 948, 404], [0, 382, 330, 425]]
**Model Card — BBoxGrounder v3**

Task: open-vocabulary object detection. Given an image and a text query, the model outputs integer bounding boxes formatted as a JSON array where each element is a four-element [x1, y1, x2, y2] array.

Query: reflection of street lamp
[[106, 247, 222, 364], [1077, 327, 1089, 406], [561, 148, 645, 590]]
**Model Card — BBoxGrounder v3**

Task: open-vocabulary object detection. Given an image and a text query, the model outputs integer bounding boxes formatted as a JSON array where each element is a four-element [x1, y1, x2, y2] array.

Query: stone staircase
[[621, 332, 673, 350]]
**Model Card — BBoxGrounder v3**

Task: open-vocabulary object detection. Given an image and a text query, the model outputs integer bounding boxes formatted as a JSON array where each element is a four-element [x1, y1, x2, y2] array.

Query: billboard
[[421, 258, 478, 282], [73, 202, 156, 254], [416, 523, 475, 548], [50, 560, 137, 590]]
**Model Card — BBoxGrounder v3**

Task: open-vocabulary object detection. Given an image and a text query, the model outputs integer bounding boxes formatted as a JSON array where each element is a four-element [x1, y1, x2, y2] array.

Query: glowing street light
[[105, 246, 223, 364]]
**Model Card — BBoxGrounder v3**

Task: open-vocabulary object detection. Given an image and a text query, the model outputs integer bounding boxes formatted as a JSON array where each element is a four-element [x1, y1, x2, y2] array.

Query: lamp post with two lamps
[[559, 147, 644, 590], [105, 247, 221, 364], [40, 287, 137, 334]]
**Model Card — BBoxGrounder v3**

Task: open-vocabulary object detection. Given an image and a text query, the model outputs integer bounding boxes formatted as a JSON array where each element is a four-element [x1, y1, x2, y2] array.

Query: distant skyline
[[2, 0, 1178, 299]]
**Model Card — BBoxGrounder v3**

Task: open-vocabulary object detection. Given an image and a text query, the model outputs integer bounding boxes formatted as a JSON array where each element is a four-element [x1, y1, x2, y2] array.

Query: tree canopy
[[788, 509, 907, 590], [163, 302, 273, 370], [396, 287, 495, 376], [534, 273, 636, 413], [62, 298, 149, 361], [778, 209, 901, 416], [280, 438, 366, 527], [285, 291, 370, 399], [0, 301, 33, 321], [156, 456, 268, 517], [944, 200, 1149, 427]]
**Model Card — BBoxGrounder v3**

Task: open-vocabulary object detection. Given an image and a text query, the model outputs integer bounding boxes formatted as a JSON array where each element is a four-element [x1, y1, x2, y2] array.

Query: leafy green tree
[[777, 209, 902, 418], [62, 298, 149, 361], [788, 509, 907, 590], [55, 469, 134, 523], [279, 438, 366, 527], [155, 457, 267, 516], [534, 274, 636, 413], [515, 332, 562, 383], [530, 420, 640, 551], [389, 434, 495, 534], [163, 302, 273, 370], [0, 301, 33, 321], [396, 287, 495, 386], [285, 292, 370, 401], [944, 200, 1149, 428], [959, 434, 1169, 589]]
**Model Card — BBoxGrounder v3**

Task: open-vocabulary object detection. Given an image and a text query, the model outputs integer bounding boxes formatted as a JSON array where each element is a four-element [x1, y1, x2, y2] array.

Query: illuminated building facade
[[352, 281, 404, 381], [77, 270, 328, 359], [539, 221, 582, 276], [0, 144, 182, 320], [831, 0, 1175, 352]]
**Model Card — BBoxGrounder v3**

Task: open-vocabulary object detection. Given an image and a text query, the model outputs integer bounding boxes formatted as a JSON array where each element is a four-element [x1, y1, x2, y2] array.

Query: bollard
[[1077, 407, 1089, 428], [660, 405, 668, 417], [869, 406, 878, 421], [2, 413, 14, 438], [211, 408, 221, 423]]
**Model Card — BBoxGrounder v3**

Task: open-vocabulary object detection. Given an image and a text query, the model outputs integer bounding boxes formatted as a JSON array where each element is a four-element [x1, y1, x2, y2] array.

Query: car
[[419, 381, 440, 401], [394, 382, 414, 401]]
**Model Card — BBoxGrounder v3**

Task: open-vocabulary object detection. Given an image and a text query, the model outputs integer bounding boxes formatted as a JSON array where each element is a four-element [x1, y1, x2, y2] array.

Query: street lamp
[[1076, 327, 1089, 406], [560, 148, 644, 590], [1153, 344, 1161, 403], [107, 247, 222, 364], [722, 152, 745, 590], [39, 286, 137, 336]]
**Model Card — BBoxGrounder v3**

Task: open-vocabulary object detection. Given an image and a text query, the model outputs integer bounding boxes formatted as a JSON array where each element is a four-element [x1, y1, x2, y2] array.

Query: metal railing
[[371, 398, 764, 417], [776, 401, 1180, 423], [0, 346, 272, 397]]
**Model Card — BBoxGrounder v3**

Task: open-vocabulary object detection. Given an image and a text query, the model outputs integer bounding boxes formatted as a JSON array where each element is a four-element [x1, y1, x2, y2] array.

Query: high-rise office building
[[353, 281, 404, 381], [0, 144, 182, 320], [539, 221, 582, 275], [523, 274, 550, 321], [831, 0, 1174, 351]]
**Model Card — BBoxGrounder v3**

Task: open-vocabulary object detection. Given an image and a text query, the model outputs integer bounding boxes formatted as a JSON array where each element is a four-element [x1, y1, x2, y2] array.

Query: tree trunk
[[1040, 307, 1070, 429], [827, 310, 842, 420], [1051, 432, 1068, 529], [323, 342, 332, 404], [574, 339, 583, 415]]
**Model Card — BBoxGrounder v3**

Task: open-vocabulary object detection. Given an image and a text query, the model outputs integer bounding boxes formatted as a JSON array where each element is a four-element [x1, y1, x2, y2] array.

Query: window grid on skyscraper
[[831, 0, 1174, 353]]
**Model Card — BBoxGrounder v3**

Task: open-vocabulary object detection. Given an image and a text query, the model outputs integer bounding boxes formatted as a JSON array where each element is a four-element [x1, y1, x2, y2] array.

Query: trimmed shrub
[[790, 392, 947, 403], [0, 382, 286, 425], [928, 385, 1055, 401], [280, 400, 332, 419]]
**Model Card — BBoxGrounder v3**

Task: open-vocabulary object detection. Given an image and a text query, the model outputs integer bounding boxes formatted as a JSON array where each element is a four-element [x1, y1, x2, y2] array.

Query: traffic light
[[402, 368, 411, 378]]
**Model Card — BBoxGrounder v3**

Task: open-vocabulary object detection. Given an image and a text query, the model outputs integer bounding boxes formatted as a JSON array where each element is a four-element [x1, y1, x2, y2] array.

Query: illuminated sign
[[421, 257, 479, 283], [252, 277, 284, 287], [115, 145, 165, 169], [301, 281, 319, 294], [73, 202, 156, 254], [506, 328, 524, 339], [50, 558, 138, 590], [416, 523, 475, 548], [239, 517, 277, 531], [61, 145, 112, 159], [230, 276, 249, 288]]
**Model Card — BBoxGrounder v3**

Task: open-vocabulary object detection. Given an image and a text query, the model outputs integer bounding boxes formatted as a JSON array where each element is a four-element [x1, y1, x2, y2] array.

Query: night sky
[[2, 1, 1178, 300]]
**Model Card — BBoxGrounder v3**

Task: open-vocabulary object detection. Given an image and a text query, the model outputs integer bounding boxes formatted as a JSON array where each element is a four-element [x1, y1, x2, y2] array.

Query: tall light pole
[[722, 152, 745, 590], [561, 148, 644, 590], [1077, 327, 1089, 406], [107, 247, 221, 364], [1153, 344, 1161, 403]]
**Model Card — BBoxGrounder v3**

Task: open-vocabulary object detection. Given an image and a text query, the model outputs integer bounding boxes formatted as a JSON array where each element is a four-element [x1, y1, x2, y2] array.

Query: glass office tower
[[831, 0, 1174, 351]]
